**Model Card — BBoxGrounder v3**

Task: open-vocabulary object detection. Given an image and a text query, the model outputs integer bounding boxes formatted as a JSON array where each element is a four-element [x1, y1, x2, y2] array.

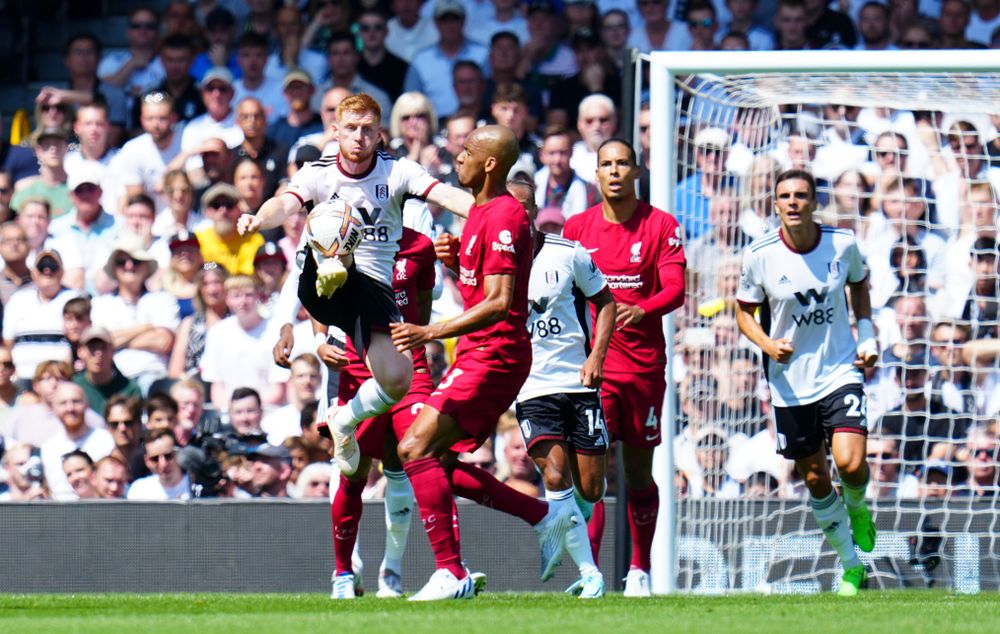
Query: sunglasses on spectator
[[148, 450, 176, 463], [209, 198, 238, 210], [129, 21, 158, 31], [0, 360, 14, 370], [402, 113, 428, 121], [358, 22, 385, 32], [972, 447, 998, 459], [203, 84, 232, 94], [114, 254, 144, 268], [36, 258, 61, 275], [107, 418, 137, 428], [640, 124, 649, 132], [0, 187, 10, 195], [950, 139, 978, 152], [688, 18, 715, 28], [875, 149, 900, 158], [900, 40, 932, 49], [41, 104, 63, 112]]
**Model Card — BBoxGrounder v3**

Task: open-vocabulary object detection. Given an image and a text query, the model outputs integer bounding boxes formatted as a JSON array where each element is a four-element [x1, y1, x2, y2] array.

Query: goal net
[[646, 51, 1000, 594]]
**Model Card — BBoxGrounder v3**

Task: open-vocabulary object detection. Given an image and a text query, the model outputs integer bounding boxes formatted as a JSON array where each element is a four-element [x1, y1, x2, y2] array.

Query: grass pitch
[[0, 591, 997, 634]]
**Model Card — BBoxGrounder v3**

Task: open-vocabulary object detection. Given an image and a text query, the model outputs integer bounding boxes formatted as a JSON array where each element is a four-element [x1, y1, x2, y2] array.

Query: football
[[305, 199, 365, 259]]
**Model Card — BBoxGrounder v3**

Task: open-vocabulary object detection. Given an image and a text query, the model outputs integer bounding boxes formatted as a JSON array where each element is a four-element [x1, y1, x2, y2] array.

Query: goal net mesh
[[660, 68, 1000, 593]]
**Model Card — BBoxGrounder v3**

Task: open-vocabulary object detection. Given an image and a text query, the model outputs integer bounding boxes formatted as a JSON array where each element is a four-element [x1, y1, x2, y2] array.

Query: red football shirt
[[455, 193, 532, 361], [563, 201, 686, 374], [342, 227, 436, 378]]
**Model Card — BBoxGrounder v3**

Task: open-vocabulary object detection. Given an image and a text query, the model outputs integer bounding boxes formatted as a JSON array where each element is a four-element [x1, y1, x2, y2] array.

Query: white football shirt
[[736, 225, 867, 407], [284, 151, 440, 285], [518, 234, 608, 402]]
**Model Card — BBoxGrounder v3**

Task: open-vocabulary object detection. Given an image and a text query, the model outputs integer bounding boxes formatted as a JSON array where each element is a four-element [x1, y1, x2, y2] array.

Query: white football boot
[[408, 569, 476, 602]]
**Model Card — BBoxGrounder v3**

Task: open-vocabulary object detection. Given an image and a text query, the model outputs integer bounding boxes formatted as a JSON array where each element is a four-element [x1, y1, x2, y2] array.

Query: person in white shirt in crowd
[[262, 353, 321, 445], [40, 381, 114, 500], [233, 32, 287, 124], [180, 67, 244, 174], [90, 237, 180, 394], [386, 0, 440, 63], [170, 377, 223, 440], [3, 251, 80, 380], [855, 1, 897, 50], [121, 194, 169, 272], [534, 126, 600, 220], [17, 199, 56, 260], [0, 221, 32, 306], [61, 449, 99, 499], [864, 436, 919, 499], [935, 182, 998, 318], [200, 274, 280, 409], [317, 32, 394, 126], [64, 103, 120, 214], [968, 0, 1000, 43], [403, 0, 489, 119], [627, 0, 689, 53], [266, 5, 328, 87], [92, 455, 129, 498], [518, 0, 578, 84], [153, 170, 203, 239], [6, 360, 106, 448], [113, 91, 184, 213], [683, 1, 720, 51], [0, 443, 50, 501], [248, 443, 292, 498], [473, 0, 531, 45], [126, 428, 191, 500], [98, 7, 165, 97], [570, 94, 617, 185]]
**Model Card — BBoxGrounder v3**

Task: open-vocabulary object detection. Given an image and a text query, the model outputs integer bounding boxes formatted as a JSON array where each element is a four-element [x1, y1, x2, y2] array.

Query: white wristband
[[314, 331, 328, 354], [856, 319, 877, 357]]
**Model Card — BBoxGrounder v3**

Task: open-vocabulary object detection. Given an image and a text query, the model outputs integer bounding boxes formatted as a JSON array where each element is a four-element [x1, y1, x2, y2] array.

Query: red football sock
[[331, 475, 366, 575], [403, 457, 465, 579], [447, 461, 547, 526], [588, 499, 606, 565], [628, 482, 660, 572]]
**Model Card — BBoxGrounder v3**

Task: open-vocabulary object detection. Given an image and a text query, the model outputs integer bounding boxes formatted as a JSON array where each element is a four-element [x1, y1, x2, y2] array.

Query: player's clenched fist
[[434, 233, 460, 271], [390, 322, 431, 352], [237, 213, 261, 236], [615, 303, 646, 329], [766, 338, 795, 363], [272, 324, 295, 368]]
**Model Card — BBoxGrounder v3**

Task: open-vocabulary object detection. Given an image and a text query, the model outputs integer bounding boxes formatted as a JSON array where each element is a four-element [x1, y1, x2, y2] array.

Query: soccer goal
[[646, 50, 1000, 594]]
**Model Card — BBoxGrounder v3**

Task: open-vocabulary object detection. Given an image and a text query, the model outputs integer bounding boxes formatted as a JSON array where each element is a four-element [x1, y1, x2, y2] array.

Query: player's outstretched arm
[[237, 192, 302, 235], [581, 287, 616, 388], [273, 323, 295, 369], [736, 301, 794, 363], [390, 273, 514, 351], [847, 278, 878, 368], [425, 183, 474, 219]]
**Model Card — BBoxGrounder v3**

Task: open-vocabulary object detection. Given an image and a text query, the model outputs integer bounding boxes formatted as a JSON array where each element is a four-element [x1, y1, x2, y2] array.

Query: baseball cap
[[200, 183, 242, 210], [80, 326, 113, 346], [169, 230, 201, 250], [282, 68, 313, 90], [34, 249, 63, 272], [535, 207, 565, 231], [571, 27, 601, 48], [249, 443, 291, 461], [434, 0, 467, 18], [695, 424, 729, 447], [507, 155, 536, 181], [30, 127, 68, 146], [694, 126, 731, 151], [67, 163, 104, 192], [200, 66, 234, 89], [922, 459, 953, 478], [254, 242, 287, 267]]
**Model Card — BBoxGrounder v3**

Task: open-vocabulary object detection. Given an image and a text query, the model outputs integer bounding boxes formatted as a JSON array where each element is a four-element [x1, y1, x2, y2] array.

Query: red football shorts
[[340, 369, 435, 461], [600, 369, 667, 448], [424, 347, 531, 453]]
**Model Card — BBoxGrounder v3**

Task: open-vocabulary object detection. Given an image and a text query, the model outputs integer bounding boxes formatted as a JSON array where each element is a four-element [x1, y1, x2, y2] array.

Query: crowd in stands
[[0, 0, 998, 502]]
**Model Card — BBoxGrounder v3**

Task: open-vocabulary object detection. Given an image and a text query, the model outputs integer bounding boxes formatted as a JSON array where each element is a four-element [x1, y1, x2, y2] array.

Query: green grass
[[0, 592, 997, 634]]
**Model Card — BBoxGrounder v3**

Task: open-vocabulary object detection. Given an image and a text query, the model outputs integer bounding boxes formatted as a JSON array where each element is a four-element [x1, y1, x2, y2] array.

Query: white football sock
[[810, 491, 861, 569], [332, 378, 398, 431], [546, 487, 599, 577], [381, 469, 414, 575]]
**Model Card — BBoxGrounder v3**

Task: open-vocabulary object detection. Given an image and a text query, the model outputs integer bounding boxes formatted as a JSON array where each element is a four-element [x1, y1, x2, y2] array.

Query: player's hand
[[435, 233, 460, 271], [272, 323, 294, 368], [237, 213, 261, 236], [580, 354, 604, 389], [317, 342, 350, 370], [854, 342, 878, 369], [767, 338, 795, 363], [615, 304, 646, 329], [390, 322, 432, 352]]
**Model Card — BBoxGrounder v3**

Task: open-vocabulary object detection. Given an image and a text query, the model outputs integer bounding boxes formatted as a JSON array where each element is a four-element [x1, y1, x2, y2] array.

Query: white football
[[305, 200, 365, 258]]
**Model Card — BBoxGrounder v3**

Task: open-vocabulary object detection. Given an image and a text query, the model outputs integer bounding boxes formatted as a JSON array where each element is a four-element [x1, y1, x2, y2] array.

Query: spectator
[[685, 1, 720, 51], [149, 34, 205, 124], [676, 126, 734, 240], [168, 264, 230, 379], [856, 1, 896, 50], [743, 472, 781, 497], [293, 461, 333, 499], [968, 0, 1000, 44], [0, 222, 32, 305], [421, 113, 475, 186], [180, 67, 244, 176], [64, 103, 120, 216], [388, 92, 439, 163], [233, 33, 286, 125], [689, 425, 741, 498], [726, 415, 793, 492], [72, 326, 143, 415], [356, 10, 409, 103], [265, 71, 321, 152], [58, 33, 128, 143], [0, 344, 17, 431], [277, 207, 306, 268], [547, 28, 622, 129], [196, 183, 263, 275], [627, 0, 688, 53], [404, 0, 489, 119], [451, 61, 488, 124], [877, 293, 930, 370], [0, 116, 38, 185], [223, 386, 267, 440], [738, 155, 783, 239], [940, 181, 997, 311], [200, 275, 279, 408], [533, 126, 599, 220], [500, 423, 541, 497], [6, 361, 104, 447], [40, 381, 115, 500], [929, 321, 974, 413], [925, 121, 999, 235], [877, 351, 971, 465], [10, 128, 71, 218], [262, 353, 320, 445], [234, 98, 285, 199], [564, 0, 600, 38], [897, 20, 939, 48], [0, 443, 49, 501], [720, 0, 774, 50], [127, 428, 191, 500], [716, 348, 767, 436], [460, 440, 498, 476], [91, 238, 180, 392], [287, 86, 349, 163], [386, 0, 440, 63], [103, 394, 145, 482], [803, 0, 856, 47], [300, 0, 352, 56], [317, 31, 393, 127], [0, 171, 12, 222], [121, 194, 163, 264], [570, 93, 617, 186], [253, 242, 286, 306], [48, 166, 120, 291], [232, 159, 268, 218], [961, 425, 999, 496], [62, 449, 99, 499], [687, 195, 751, 301], [960, 237, 1000, 340], [267, 5, 328, 87], [248, 443, 292, 497], [600, 10, 632, 71], [774, 0, 812, 49], [491, 83, 541, 172], [162, 1, 199, 39], [426, 339, 449, 385], [865, 436, 919, 498], [485, 33, 541, 125], [170, 378, 223, 441], [160, 231, 205, 319], [939, 0, 987, 47], [114, 91, 183, 214], [3, 251, 79, 380], [153, 170, 202, 240], [297, 400, 331, 458], [191, 8, 241, 82], [91, 455, 128, 498], [97, 7, 165, 97], [476, 0, 531, 46], [519, 0, 578, 99], [146, 392, 183, 441], [918, 459, 954, 497]]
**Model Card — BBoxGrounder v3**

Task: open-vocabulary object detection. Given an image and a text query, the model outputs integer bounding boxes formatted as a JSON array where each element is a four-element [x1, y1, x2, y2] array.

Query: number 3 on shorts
[[437, 368, 464, 391]]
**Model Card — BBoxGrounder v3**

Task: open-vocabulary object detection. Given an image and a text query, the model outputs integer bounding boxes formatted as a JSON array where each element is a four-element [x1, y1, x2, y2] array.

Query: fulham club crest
[[545, 270, 559, 286], [375, 184, 389, 200]]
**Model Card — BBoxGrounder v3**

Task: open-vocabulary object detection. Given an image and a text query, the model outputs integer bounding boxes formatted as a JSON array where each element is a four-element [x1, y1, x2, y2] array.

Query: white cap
[[694, 126, 731, 150], [67, 163, 104, 192]]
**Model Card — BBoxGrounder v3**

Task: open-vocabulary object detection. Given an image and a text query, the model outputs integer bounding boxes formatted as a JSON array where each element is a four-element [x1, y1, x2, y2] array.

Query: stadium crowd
[[0, 0, 998, 503]]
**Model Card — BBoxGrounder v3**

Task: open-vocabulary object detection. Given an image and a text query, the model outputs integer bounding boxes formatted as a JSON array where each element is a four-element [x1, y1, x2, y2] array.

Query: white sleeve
[[402, 198, 435, 238], [1, 293, 19, 339], [571, 242, 607, 298], [284, 162, 322, 206], [846, 239, 867, 284], [109, 145, 141, 187], [735, 247, 765, 305], [392, 157, 440, 200], [272, 249, 304, 328], [144, 293, 182, 329]]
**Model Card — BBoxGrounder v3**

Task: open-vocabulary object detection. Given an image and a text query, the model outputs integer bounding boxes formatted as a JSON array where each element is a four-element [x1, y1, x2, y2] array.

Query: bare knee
[[541, 460, 572, 491], [577, 478, 605, 503], [382, 365, 412, 401]]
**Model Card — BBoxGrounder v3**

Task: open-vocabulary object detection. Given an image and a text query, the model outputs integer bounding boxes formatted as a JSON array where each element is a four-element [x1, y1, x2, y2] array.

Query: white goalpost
[[647, 50, 1000, 595]]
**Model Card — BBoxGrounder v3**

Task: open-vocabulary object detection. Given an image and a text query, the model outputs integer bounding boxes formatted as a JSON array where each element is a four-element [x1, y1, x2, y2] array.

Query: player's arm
[[390, 273, 514, 351], [847, 276, 878, 368], [736, 302, 794, 363], [581, 287, 616, 388], [617, 262, 685, 329], [424, 182, 474, 219], [238, 192, 303, 235]]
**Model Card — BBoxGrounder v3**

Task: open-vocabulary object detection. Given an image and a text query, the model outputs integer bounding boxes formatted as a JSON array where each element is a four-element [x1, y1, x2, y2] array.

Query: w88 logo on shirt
[[529, 317, 563, 338]]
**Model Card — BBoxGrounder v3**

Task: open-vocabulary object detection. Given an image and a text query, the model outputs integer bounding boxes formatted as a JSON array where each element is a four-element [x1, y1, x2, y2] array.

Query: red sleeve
[[416, 235, 436, 291], [637, 215, 686, 317], [562, 215, 580, 242], [480, 210, 523, 276]]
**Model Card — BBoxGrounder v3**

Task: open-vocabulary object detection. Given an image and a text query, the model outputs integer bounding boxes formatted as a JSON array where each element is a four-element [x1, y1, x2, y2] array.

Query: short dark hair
[[860, 0, 890, 18], [64, 32, 102, 58], [453, 60, 483, 79], [685, 0, 717, 19], [542, 125, 573, 142], [63, 296, 92, 319], [61, 448, 94, 466], [326, 30, 357, 52], [230, 387, 262, 407], [490, 31, 520, 47], [300, 400, 319, 430], [125, 193, 156, 213], [160, 33, 195, 53], [774, 169, 816, 200], [146, 392, 179, 418], [105, 394, 143, 423], [492, 82, 526, 105], [597, 137, 638, 166], [236, 32, 269, 51], [144, 427, 178, 448]]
